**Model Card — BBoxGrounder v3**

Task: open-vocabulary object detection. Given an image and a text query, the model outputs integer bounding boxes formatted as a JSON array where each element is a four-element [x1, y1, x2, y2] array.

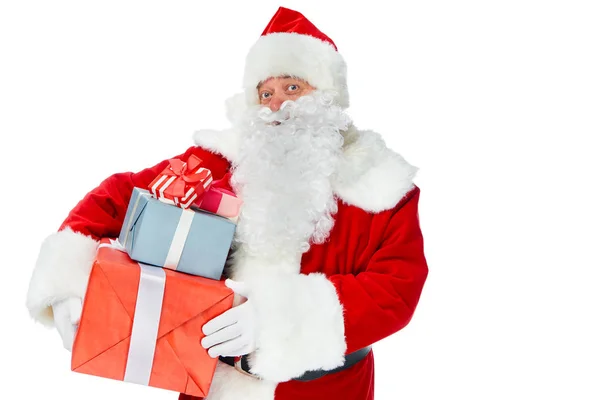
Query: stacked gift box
[[70, 155, 243, 397]]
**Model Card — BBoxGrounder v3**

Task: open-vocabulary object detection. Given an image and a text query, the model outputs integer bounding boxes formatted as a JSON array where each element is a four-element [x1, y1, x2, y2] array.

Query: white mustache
[[245, 90, 352, 131], [255, 100, 295, 123]]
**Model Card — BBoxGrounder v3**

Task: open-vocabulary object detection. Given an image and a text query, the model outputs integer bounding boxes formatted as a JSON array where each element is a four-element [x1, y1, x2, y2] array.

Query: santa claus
[[25, 6, 428, 400]]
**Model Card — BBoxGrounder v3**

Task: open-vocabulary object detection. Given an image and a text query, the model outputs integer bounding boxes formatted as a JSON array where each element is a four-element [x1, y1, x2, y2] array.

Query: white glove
[[51, 297, 83, 351], [201, 279, 257, 358]]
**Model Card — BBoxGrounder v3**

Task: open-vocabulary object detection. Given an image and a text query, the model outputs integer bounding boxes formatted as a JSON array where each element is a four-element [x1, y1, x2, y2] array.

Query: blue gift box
[[118, 187, 236, 280]]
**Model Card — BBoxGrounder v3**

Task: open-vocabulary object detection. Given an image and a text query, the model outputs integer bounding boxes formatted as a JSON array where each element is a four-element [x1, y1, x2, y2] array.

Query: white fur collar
[[192, 124, 417, 213]]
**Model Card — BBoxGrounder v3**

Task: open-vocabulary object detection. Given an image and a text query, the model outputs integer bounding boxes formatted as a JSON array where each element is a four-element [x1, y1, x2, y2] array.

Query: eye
[[287, 84, 299, 91], [260, 92, 271, 100]]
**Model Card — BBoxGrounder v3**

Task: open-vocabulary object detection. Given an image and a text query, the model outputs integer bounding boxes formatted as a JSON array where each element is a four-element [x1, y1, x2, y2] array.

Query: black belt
[[219, 346, 372, 382]]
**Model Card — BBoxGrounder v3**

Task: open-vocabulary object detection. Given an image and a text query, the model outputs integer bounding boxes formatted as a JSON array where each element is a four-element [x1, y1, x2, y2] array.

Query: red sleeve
[[330, 187, 429, 354], [59, 146, 232, 240]]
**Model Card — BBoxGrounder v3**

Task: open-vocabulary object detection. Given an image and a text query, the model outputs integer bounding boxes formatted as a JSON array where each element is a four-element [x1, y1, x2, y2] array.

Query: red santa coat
[[26, 125, 428, 400]]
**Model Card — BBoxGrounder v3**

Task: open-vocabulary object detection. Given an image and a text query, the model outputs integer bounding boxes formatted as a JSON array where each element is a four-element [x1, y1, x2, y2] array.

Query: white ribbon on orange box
[[97, 239, 166, 386], [123, 264, 166, 385]]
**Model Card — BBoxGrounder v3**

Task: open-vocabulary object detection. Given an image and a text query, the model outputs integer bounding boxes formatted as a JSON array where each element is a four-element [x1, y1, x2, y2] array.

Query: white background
[[1, 0, 599, 399]]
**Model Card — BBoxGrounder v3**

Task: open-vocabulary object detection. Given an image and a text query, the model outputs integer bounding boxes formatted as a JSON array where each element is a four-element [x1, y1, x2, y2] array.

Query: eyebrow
[[257, 75, 297, 89]]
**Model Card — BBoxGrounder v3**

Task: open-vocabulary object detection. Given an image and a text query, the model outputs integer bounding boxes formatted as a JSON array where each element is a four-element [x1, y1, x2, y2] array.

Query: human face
[[257, 76, 316, 111]]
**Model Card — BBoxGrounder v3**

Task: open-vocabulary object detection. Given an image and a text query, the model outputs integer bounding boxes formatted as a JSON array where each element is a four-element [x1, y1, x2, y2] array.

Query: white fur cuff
[[26, 228, 98, 327], [246, 272, 347, 382]]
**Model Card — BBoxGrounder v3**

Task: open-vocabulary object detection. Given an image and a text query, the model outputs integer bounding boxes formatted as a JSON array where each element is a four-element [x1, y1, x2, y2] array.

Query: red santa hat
[[241, 7, 349, 109]]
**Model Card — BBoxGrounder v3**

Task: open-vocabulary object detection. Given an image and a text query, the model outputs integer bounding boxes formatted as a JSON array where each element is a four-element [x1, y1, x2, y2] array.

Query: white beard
[[225, 91, 352, 280]]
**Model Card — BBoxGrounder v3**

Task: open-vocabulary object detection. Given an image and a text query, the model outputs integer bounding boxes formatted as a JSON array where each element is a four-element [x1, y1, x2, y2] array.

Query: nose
[[269, 94, 286, 112]]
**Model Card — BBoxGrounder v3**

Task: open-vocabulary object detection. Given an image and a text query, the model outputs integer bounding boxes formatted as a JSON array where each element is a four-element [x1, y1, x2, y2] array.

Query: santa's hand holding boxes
[[69, 154, 242, 397]]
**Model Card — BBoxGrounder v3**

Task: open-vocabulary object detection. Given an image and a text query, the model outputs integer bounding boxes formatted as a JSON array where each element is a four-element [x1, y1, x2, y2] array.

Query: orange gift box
[[71, 239, 234, 397]]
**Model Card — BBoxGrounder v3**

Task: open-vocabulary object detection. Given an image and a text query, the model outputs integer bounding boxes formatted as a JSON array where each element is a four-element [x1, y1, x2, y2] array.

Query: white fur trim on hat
[[242, 32, 349, 109]]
